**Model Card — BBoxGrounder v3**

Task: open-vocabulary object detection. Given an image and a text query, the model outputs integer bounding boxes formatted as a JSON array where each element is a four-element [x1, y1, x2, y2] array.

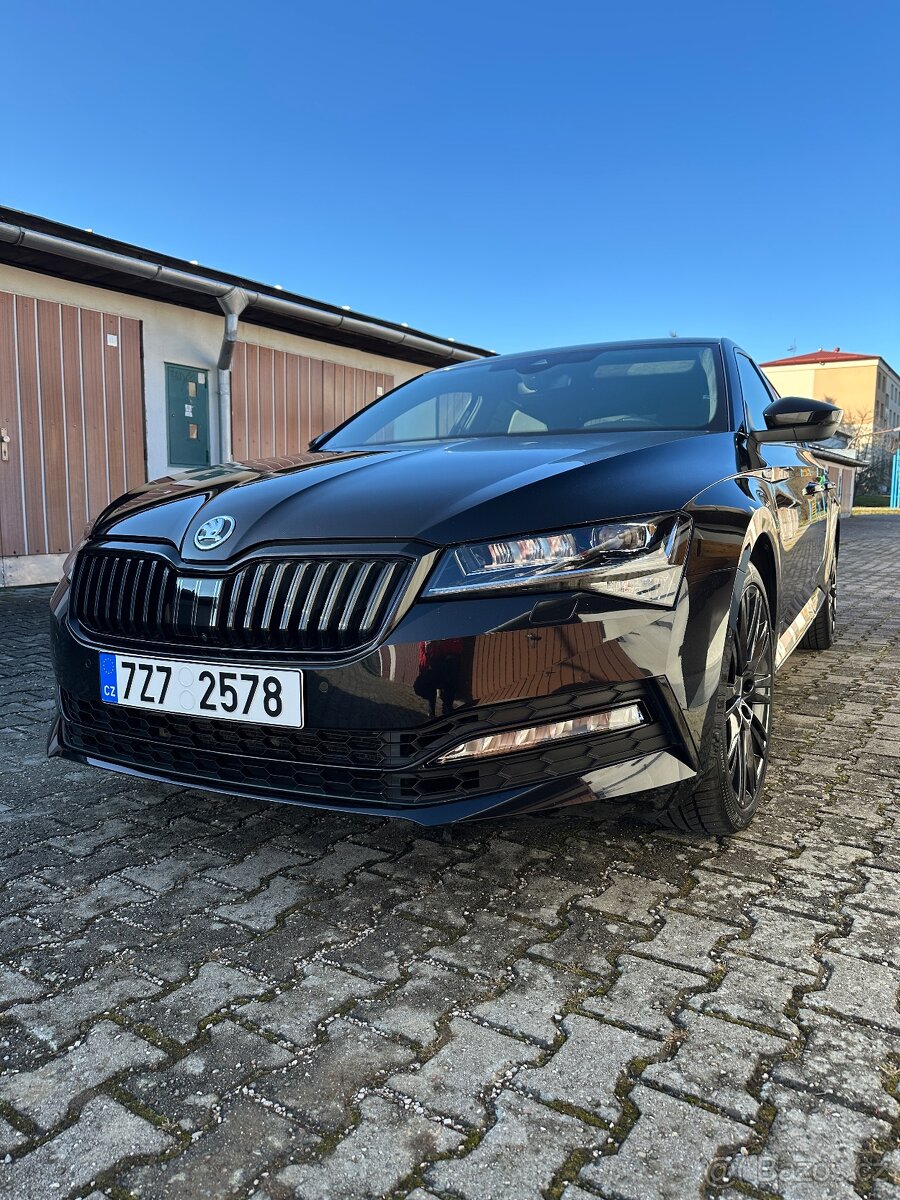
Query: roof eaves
[[0, 206, 491, 366]]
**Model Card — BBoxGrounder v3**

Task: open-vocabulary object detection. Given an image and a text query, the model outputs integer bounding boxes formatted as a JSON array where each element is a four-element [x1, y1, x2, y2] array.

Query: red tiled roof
[[760, 349, 876, 367]]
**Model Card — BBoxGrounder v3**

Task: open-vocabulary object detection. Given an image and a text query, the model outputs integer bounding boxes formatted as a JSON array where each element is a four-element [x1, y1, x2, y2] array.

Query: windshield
[[322, 343, 727, 448]]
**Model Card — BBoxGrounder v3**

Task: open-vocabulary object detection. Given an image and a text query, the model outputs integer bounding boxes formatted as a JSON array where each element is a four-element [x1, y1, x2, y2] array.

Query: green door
[[166, 364, 210, 467]]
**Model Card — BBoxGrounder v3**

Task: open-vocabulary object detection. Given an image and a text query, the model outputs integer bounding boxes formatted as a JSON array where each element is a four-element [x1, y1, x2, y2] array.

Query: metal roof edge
[[0, 206, 491, 366]]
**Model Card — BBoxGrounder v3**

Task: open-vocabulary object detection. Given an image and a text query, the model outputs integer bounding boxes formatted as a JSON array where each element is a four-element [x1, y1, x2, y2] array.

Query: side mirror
[[752, 397, 842, 444], [308, 429, 333, 452]]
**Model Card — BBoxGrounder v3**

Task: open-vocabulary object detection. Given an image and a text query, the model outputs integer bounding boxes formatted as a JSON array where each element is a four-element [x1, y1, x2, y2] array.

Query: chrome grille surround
[[70, 548, 412, 654]]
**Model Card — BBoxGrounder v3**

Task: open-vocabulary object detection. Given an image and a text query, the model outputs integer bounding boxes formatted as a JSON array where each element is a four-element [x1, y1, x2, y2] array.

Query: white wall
[[0, 263, 428, 483]]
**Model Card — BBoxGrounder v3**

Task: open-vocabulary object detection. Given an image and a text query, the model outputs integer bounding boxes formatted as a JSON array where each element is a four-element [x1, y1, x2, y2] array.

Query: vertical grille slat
[[126, 559, 144, 632], [142, 560, 157, 631], [338, 561, 377, 638], [71, 551, 409, 653], [226, 572, 245, 632], [242, 564, 268, 631], [359, 562, 402, 634], [208, 579, 224, 630], [298, 562, 332, 634], [260, 563, 288, 632], [92, 557, 110, 627], [279, 562, 309, 635], [317, 561, 353, 636], [155, 563, 171, 634], [104, 558, 120, 628]]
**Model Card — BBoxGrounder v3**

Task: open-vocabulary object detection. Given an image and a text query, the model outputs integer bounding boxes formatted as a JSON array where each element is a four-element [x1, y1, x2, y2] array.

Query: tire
[[798, 558, 837, 651], [659, 563, 774, 836]]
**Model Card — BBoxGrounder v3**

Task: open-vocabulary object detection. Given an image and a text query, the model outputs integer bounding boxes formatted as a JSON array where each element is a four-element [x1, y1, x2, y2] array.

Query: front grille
[[70, 550, 410, 653]]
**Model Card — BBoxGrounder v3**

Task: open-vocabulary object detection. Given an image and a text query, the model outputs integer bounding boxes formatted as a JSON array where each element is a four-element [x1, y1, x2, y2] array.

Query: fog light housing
[[434, 703, 646, 764]]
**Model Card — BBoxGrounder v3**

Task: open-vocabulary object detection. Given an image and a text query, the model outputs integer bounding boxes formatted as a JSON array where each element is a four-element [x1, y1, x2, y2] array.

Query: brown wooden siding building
[[0, 207, 488, 585]]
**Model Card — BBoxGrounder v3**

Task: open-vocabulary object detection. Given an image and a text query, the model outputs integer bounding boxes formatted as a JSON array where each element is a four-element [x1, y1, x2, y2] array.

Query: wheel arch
[[748, 532, 778, 631]]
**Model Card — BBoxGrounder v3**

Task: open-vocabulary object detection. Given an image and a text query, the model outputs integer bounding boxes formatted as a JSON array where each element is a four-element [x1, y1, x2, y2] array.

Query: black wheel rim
[[725, 584, 773, 811]]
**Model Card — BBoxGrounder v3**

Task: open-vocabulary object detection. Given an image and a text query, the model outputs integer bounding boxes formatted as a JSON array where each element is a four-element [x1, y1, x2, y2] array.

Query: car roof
[[439, 337, 737, 371]]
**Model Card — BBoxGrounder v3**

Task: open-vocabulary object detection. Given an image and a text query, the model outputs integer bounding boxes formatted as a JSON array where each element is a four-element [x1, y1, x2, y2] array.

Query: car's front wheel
[[661, 563, 774, 836]]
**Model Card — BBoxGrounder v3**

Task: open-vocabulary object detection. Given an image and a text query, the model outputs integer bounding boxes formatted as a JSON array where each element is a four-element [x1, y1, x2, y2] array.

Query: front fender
[[676, 474, 779, 746]]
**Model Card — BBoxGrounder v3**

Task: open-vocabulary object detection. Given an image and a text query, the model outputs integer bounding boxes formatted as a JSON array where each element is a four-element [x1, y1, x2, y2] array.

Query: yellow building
[[760, 349, 900, 441]]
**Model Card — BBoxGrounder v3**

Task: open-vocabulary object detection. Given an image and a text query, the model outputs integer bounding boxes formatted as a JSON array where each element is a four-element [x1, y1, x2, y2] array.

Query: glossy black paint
[[49, 338, 840, 824]]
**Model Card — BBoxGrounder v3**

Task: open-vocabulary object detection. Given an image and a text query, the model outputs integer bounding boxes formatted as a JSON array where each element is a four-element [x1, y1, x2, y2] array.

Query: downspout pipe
[[216, 287, 250, 464]]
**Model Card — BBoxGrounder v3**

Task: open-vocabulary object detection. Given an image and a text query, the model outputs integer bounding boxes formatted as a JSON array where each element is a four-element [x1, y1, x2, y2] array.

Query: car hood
[[95, 431, 732, 562]]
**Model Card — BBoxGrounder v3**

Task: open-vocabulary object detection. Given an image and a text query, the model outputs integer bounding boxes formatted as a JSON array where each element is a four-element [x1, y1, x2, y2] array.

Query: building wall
[[0, 290, 145, 560], [0, 263, 432, 585], [0, 264, 427, 481], [762, 358, 900, 432], [762, 358, 900, 492], [761, 359, 880, 427], [230, 341, 394, 460]]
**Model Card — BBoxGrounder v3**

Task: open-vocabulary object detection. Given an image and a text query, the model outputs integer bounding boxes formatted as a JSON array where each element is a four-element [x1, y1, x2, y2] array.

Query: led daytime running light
[[435, 703, 646, 764]]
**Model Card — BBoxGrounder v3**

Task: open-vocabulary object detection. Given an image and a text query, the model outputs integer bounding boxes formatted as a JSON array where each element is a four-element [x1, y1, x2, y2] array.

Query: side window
[[735, 353, 773, 432]]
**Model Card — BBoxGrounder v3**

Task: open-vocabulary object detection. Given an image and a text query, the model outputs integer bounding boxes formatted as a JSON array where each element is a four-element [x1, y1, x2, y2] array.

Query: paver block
[[129, 963, 266, 1042], [125, 1097, 314, 1199], [838, 906, 900, 970], [256, 1017, 416, 1132], [584, 955, 705, 1037], [691, 952, 809, 1037], [274, 1095, 462, 1199], [472, 958, 586, 1047], [0, 1095, 174, 1200], [7, 968, 161, 1047], [643, 1008, 784, 1122], [515, 1013, 657, 1121], [581, 872, 676, 923], [126, 1018, 295, 1130], [429, 1088, 602, 1198], [351, 959, 486, 1043], [631, 909, 736, 974], [528, 908, 639, 978], [214, 877, 307, 932], [772, 1012, 899, 1118], [240, 964, 379, 1046], [0, 1020, 165, 1128], [802, 951, 900, 1033], [731, 1083, 892, 1200], [430, 911, 535, 978], [387, 1017, 542, 1125], [580, 1083, 743, 1199]]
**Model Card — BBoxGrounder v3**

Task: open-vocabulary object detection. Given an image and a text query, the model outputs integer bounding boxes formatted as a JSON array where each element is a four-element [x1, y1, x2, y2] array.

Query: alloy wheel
[[724, 583, 773, 811]]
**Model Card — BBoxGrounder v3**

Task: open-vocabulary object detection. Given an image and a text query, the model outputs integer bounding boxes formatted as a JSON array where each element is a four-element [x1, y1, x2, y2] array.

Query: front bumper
[[49, 569, 727, 824]]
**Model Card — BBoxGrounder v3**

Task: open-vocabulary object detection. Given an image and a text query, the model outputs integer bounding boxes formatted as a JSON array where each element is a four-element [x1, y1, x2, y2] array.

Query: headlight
[[423, 514, 691, 606]]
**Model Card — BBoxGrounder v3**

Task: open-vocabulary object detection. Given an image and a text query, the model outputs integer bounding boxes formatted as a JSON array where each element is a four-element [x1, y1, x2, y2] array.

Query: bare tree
[[834, 405, 895, 494]]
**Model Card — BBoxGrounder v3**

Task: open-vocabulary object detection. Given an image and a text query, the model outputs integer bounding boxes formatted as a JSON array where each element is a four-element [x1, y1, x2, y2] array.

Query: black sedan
[[48, 338, 841, 834]]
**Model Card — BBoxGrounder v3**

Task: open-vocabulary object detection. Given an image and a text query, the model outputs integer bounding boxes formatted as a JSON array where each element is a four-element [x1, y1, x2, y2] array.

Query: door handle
[[0, 428, 9, 463]]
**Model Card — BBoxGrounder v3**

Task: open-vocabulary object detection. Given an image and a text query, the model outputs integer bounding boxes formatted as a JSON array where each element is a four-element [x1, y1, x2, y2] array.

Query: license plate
[[98, 652, 303, 728]]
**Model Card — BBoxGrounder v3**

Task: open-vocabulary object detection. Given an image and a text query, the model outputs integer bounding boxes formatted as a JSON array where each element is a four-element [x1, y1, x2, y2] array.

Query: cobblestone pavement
[[0, 516, 898, 1200]]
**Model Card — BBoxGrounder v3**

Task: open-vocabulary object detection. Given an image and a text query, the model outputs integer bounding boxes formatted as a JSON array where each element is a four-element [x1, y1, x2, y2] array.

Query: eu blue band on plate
[[99, 653, 119, 704]]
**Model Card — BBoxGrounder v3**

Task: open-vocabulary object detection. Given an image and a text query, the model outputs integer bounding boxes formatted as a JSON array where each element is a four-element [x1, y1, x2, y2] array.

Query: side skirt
[[775, 587, 825, 672]]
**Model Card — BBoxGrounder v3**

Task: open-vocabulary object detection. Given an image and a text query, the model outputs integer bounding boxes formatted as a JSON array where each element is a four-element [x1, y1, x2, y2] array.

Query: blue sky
[[4, 0, 900, 366]]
